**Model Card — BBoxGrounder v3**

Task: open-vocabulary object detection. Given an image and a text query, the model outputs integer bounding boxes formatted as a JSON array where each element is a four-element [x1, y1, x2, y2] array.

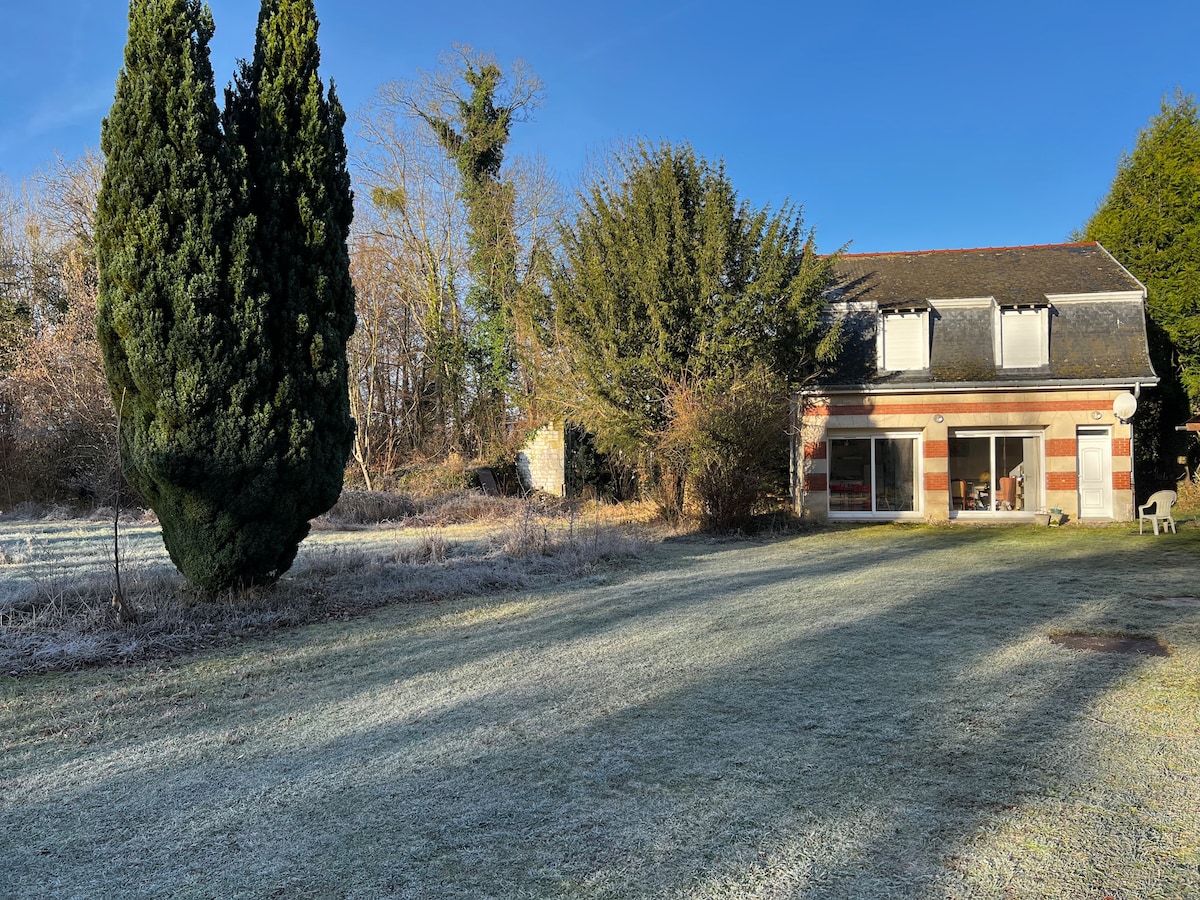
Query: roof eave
[[802, 376, 1160, 396]]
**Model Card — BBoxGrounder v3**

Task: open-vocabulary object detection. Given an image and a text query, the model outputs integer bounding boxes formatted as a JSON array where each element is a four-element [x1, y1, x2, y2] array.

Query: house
[[793, 242, 1158, 523]]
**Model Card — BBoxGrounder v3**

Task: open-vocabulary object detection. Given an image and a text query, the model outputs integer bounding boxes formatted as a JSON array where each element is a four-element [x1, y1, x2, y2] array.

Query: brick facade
[[795, 244, 1154, 523], [924, 472, 949, 491], [1045, 438, 1077, 457], [795, 387, 1139, 522], [1046, 471, 1078, 491], [923, 440, 948, 459], [804, 473, 828, 493]]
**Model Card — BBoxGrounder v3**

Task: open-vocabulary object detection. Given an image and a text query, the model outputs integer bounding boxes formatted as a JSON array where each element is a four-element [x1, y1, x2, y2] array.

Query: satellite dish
[[1113, 392, 1138, 423]]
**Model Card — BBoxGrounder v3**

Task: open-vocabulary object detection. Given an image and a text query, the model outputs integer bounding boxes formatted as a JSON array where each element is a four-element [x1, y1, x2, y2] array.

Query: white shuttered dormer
[[878, 308, 929, 372], [996, 304, 1050, 368]]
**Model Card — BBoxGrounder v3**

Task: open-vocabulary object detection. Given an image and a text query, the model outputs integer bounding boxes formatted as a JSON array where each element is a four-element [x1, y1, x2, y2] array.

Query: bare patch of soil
[[1049, 632, 1171, 656], [1149, 596, 1200, 608]]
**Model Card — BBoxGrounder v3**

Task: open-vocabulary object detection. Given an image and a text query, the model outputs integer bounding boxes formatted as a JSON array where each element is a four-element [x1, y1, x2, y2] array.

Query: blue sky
[[1, 0, 1197, 253]]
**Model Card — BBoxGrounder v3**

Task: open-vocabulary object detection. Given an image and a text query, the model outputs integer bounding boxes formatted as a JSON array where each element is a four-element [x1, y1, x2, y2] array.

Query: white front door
[[1077, 428, 1113, 519]]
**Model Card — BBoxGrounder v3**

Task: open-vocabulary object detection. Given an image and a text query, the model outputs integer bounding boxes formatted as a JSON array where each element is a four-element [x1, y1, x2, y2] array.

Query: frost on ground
[[0, 502, 647, 675], [1, 523, 1198, 898]]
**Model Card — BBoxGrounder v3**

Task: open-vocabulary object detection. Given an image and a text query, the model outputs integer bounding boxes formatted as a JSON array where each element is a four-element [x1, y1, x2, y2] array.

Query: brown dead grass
[[314, 489, 524, 529], [0, 501, 648, 676], [1174, 473, 1200, 516]]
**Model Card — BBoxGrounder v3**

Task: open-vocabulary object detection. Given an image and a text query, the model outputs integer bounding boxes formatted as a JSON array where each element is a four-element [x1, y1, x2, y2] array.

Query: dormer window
[[878, 308, 929, 371], [996, 303, 1049, 368]]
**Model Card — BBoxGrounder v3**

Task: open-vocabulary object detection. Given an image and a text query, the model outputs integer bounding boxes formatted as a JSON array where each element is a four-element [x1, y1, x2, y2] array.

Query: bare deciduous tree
[[352, 96, 468, 475], [350, 47, 564, 483], [0, 152, 114, 507]]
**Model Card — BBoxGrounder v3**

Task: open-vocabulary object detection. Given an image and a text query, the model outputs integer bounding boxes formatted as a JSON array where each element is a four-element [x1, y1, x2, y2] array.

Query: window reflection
[[828, 435, 917, 514], [876, 438, 916, 512]]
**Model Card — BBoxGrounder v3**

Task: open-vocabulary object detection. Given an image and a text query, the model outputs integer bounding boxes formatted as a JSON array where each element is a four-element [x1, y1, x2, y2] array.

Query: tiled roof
[[821, 242, 1157, 388], [833, 242, 1144, 309]]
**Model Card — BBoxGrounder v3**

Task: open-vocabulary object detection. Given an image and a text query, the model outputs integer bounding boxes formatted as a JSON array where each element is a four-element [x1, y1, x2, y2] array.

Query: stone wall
[[517, 424, 566, 496]]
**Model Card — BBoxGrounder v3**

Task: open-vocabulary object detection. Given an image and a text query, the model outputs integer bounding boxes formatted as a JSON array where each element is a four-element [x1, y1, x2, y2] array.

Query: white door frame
[[948, 430, 1043, 517], [1077, 427, 1113, 519]]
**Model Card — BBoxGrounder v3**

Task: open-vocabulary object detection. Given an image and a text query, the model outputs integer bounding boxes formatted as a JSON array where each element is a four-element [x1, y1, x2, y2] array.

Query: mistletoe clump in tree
[[95, 0, 355, 591]]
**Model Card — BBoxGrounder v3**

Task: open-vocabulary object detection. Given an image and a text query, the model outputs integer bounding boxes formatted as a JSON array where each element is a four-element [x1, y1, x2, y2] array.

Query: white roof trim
[[1044, 291, 1146, 304], [822, 299, 876, 314], [927, 296, 995, 309], [801, 377, 1159, 396], [1093, 244, 1149, 298]]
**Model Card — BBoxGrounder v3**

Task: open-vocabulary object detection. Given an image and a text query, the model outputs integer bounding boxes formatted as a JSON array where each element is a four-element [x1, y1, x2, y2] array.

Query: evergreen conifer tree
[[554, 142, 838, 522], [556, 142, 835, 452], [1082, 90, 1200, 483], [221, 0, 356, 573], [96, 0, 354, 591], [1084, 90, 1200, 405]]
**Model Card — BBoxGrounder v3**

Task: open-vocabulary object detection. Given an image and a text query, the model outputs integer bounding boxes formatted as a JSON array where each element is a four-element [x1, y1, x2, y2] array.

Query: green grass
[[2, 522, 1199, 898]]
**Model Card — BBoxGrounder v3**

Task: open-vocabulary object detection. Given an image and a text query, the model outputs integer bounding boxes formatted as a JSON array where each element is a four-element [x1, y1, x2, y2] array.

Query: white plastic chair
[[1138, 490, 1177, 535]]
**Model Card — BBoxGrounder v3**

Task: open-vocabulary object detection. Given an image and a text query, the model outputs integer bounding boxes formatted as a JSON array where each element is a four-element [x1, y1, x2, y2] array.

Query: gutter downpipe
[[1129, 381, 1142, 507]]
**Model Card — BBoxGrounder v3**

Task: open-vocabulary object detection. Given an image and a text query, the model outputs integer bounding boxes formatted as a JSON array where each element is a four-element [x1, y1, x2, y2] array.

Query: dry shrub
[[0, 535, 37, 565], [318, 490, 417, 527], [661, 365, 789, 530], [393, 531, 450, 564], [415, 491, 518, 526], [292, 546, 382, 578], [1175, 472, 1200, 516], [394, 452, 474, 496], [1, 564, 343, 675], [494, 507, 551, 558], [0, 153, 123, 510], [315, 489, 519, 531], [1, 511, 649, 676], [490, 505, 646, 565], [2, 569, 179, 674], [0, 503, 81, 522], [86, 506, 158, 525]]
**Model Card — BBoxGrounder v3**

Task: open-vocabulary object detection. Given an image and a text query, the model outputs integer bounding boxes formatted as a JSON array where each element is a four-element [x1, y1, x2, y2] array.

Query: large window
[[829, 433, 919, 515], [949, 431, 1042, 514]]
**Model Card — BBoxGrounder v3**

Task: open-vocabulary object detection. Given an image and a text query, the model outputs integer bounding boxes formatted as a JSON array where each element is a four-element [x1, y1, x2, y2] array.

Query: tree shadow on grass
[[3, 525, 1200, 898]]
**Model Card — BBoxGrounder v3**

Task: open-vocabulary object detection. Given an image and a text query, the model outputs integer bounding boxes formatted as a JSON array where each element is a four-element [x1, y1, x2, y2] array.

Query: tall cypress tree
[[96, 0, 241, 587], [96, 0, 354, 591], [222, 0, 356, 577]]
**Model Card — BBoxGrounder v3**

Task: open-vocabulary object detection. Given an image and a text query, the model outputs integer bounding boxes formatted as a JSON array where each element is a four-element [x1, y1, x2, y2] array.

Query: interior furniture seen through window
[[948, 432, 1041, 513]]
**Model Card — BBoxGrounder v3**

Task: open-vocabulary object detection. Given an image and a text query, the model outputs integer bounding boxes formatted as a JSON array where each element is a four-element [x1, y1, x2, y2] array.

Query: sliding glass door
[[948, 431, 1042, 515], [828, 433, 919, 516]]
